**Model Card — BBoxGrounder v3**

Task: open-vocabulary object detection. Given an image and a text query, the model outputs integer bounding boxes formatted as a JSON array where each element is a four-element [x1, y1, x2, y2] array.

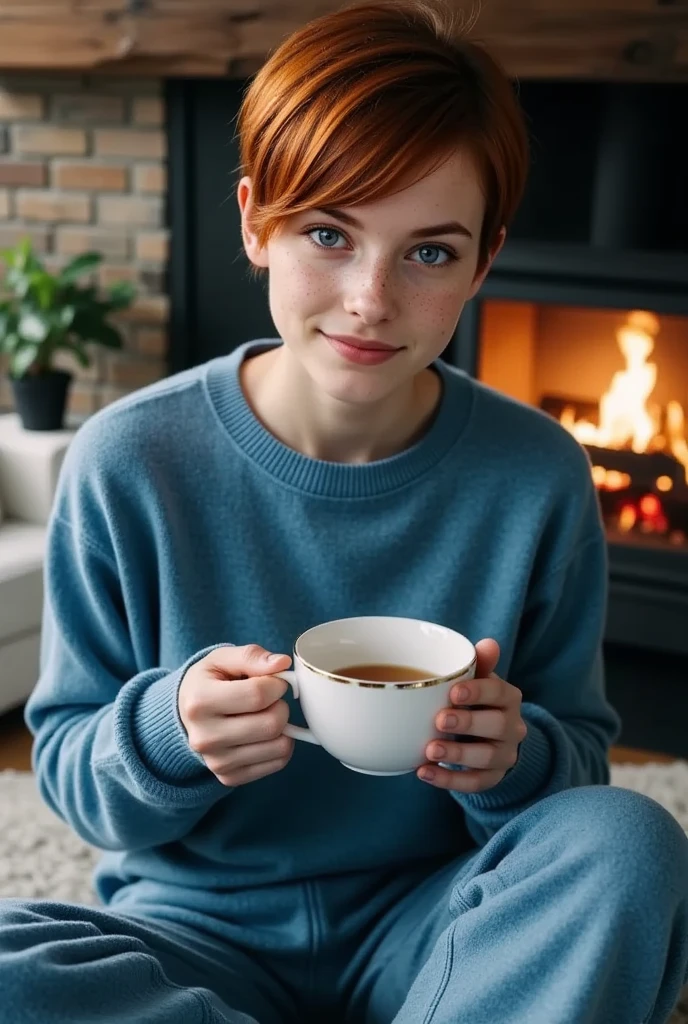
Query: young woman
[[1, 2, 687, 1022]]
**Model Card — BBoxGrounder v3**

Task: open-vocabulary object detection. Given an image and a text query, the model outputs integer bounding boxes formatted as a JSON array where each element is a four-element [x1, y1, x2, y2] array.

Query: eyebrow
[[315, 206, 473, 241]]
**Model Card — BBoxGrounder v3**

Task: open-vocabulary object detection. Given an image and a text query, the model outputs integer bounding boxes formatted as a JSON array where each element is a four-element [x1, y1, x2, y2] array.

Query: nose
[[342, 260, 399, 324]]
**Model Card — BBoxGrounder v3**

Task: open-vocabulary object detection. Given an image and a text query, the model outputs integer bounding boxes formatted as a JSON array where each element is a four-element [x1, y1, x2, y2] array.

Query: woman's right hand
[[178, 644, 294, 787]]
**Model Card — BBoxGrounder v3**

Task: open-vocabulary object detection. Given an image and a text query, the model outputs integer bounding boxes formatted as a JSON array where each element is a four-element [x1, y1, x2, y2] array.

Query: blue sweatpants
[[1, 786, 687, 1024]]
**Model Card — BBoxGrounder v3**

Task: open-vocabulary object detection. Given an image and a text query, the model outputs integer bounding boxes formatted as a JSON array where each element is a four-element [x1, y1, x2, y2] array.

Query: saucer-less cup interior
[[277, 616, 476, 776]]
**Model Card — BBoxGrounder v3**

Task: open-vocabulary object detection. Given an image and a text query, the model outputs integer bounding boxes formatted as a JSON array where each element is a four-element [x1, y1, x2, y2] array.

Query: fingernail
[[443, 713, 458, 730], [455, 686, 469, 703], [267, 653, 286, 663], [419, 767, 436, 782], [430, 744, 446, 761]]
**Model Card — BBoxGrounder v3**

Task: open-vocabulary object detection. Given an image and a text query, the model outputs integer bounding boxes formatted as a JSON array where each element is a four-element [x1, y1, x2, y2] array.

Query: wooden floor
[[1, 707, 34, 771], [0, 705, 677, 772]]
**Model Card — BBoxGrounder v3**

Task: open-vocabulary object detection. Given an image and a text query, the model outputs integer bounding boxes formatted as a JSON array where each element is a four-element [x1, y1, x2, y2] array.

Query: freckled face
[[242, 149, 498, 404]]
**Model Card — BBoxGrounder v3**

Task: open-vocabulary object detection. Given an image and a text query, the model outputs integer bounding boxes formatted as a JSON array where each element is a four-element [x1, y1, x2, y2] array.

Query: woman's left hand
[[418, 638, 527, 793]]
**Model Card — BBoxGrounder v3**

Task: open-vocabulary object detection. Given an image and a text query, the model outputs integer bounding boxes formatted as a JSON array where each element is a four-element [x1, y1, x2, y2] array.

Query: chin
[[314, 365, 400, 406], [284, 330, 407, 401]]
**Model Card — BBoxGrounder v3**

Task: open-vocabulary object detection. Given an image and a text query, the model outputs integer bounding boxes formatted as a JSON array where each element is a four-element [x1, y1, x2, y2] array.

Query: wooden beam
[[0, 1, 685, 81]]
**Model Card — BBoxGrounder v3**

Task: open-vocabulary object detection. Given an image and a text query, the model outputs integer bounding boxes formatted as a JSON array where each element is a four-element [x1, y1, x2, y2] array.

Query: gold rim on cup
[[294, 652, 478, 690]]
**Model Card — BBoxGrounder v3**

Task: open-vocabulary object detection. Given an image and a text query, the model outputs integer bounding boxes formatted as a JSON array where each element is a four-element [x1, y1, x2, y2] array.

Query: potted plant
[[0, 237, 135, 431]]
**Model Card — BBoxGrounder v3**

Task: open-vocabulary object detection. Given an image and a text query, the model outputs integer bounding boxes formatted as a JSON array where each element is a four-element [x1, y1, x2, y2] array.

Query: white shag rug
[[0, 765, 687, 1021]]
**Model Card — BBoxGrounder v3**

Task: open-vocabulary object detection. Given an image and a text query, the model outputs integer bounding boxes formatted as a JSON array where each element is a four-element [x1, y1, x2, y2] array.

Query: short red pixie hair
[[237, 0, 529, 270]]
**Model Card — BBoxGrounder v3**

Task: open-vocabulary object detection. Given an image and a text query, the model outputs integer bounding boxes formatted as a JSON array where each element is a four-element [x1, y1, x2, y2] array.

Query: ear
[[466, 226, 506, 301], [237, 176, 269, 269]]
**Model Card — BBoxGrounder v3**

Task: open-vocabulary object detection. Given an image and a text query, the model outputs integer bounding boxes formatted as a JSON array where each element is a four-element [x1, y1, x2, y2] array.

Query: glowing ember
[[618, 504, 637, 532], [639, 494, 661, 518], [560, 311, 688, 483]]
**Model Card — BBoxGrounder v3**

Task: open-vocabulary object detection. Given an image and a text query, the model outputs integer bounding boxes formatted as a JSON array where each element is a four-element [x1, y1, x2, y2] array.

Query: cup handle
[[274, 670, 322, 746]]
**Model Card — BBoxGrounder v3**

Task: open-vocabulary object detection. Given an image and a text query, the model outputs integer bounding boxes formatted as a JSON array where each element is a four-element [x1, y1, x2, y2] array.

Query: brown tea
[[334, 663, 435, 682]]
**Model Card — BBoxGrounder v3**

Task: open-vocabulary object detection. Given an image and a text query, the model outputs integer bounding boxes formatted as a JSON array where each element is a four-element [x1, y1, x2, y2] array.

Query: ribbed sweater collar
[[205, 339, 473, 499]]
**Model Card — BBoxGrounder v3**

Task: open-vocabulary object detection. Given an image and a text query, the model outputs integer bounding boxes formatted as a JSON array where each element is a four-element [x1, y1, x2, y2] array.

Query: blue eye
[[413, 245, 452, 266], [308, 227, 346, 248]]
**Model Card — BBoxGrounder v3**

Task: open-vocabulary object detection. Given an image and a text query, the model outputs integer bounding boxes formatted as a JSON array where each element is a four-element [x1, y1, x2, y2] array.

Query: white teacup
[[277, 616, 476, 776]]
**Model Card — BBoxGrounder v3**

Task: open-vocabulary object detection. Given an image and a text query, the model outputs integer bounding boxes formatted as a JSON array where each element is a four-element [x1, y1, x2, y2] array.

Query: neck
[[240, 344, 442, 464]]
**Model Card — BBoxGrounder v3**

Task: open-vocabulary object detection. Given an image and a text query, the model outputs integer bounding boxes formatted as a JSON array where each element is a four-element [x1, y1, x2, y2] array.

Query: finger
[[215, 755, 294, 789], [417, 765, 506, 793], [474, 638, 500, 679], [205, 734, 294, 776], [192, 672, 291, 718], [187, 697, 291, 755], [219, 698, 292, 747], [450, 673, 510, 708], [425, 738, 516, 771], [205, 644, 292, 681], [434, 706, 506, 740]]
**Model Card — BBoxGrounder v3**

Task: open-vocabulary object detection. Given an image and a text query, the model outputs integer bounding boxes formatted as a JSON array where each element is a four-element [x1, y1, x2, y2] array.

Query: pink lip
[[325, 333, 399, 351], [321, 331, 402, 366]]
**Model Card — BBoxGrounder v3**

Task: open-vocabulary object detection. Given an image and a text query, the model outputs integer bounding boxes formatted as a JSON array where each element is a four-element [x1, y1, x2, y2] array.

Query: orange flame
[[560, 311, 688, 484]]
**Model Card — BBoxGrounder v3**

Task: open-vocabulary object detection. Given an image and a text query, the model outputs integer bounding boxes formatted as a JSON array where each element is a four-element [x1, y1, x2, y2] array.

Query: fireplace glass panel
[[478, 301, 688, 552]]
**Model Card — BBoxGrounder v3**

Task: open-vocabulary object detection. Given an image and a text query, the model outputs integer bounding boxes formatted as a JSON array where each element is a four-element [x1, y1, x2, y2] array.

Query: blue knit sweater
[[26, 339, 620, 909]]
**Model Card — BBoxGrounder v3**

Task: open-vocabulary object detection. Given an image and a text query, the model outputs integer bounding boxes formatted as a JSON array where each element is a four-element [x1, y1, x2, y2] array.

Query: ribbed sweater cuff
[[459, 713, 554, 812], [131, 644, 234, 785]]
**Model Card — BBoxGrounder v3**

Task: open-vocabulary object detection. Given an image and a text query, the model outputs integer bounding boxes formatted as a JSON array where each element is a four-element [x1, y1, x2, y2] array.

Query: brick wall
[[0, 74, 169, 423]]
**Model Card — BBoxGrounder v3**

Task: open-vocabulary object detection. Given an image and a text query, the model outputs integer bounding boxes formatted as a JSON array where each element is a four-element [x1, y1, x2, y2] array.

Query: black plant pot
[[9, 370, 72, 431]]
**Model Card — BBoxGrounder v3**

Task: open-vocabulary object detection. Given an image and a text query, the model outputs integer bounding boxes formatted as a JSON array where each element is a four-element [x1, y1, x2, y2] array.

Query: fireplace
[[487, 305, 688, 553], [167, 76, 688, 754], [444, 238, 688, 660]]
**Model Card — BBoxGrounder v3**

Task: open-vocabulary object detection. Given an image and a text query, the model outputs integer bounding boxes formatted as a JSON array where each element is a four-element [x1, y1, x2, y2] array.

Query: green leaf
[[14, 237, 32, 271], [0, 306, 16, 337], [59, 252, 103, 286], [63, 338, 90, 368], [18, 311, 50, 344], [0, 331, 20, 355], [30, 270, 57, 310], [59, 306, 76, 329], [5, 266, 33, 299], [9, 343, 40, 378], [17, 238, 43, 274], [97, 322, 124, 348], [19, 237, 32, 261], [71, 314, 123, 349], [1, 237, 38, 272], [107, 280, 136, 311], [66, 284, 99, 307]]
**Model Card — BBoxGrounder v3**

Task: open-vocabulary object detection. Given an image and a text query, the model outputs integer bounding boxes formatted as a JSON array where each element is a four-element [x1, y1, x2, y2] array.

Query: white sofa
[[0, 414, 73, 715]]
